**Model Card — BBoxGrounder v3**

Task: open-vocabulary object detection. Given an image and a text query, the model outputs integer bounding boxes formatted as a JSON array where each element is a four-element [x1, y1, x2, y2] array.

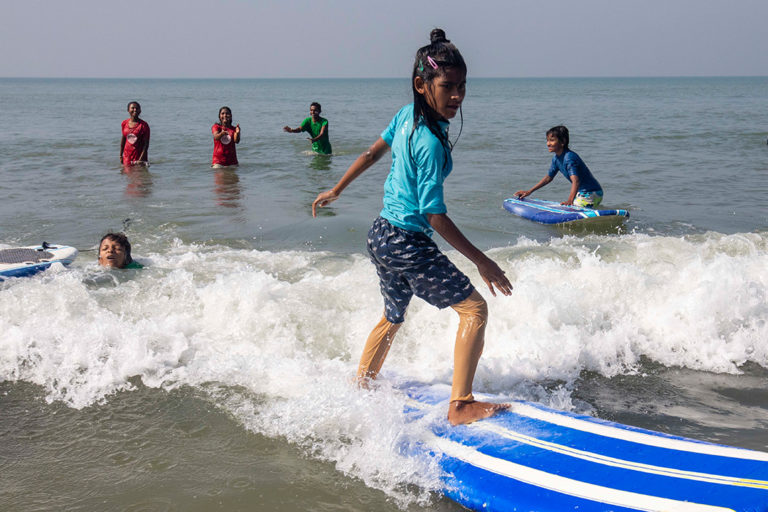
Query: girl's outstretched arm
[[427, 213, 513, 297], [312, 137, 389, 217]]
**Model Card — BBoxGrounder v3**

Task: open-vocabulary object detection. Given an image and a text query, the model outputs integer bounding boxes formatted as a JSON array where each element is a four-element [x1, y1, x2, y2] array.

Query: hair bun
[[430, 28, 449, 45]]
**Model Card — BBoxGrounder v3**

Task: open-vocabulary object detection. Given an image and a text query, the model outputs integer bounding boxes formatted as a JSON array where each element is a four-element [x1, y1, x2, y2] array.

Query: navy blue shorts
[[366, 217, 474, 323]]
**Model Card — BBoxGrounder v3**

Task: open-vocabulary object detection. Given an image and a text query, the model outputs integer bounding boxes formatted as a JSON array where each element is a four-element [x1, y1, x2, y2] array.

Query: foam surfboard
[[404, 384, 768, 512], [503, 197, 629, 225], [0, 244, 78, 280]]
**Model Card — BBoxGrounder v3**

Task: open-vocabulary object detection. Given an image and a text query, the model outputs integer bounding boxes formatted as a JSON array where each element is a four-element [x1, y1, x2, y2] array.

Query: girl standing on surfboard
[[212, 106, 240, 167], [120, 101, 150, 167], [312, 28, 512, 426]]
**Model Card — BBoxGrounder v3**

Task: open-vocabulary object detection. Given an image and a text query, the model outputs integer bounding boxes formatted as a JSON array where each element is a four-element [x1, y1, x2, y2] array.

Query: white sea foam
[[1, 231, 766, 503]]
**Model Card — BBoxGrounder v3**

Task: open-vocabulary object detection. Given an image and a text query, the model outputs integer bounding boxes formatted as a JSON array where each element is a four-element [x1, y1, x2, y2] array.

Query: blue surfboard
[[405, 384, 768, 512], [0, 243, 78, 280], [503, 197, 629, 225]]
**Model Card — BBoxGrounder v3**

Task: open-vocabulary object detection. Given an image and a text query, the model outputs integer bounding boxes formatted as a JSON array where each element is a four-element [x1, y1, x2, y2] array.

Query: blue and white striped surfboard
[[405, 385, 768, 512], [503, 197, 629, 225]]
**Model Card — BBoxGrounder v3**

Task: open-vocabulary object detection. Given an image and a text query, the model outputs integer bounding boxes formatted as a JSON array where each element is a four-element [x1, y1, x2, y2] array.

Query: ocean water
[[1, 77, 767, 511]]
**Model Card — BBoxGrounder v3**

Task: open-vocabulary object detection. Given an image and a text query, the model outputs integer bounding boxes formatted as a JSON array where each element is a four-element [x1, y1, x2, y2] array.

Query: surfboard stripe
[[432, 435, 737, 512], [473, 422, 768, 490], [510, 402, 768, 462]]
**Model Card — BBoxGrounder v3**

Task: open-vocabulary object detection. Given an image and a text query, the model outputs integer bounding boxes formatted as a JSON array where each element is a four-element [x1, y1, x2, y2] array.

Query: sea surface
[[1, 77, 767, 511]]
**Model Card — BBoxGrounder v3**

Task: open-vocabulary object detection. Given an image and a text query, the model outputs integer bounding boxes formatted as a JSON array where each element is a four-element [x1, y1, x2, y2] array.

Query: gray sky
[[2, 0, 767, 78]]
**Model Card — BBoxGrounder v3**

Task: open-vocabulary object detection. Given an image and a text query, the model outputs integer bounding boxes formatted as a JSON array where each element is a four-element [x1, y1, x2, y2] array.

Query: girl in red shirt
[[120, 101, 150, 167], [212, 106, 241, 167]]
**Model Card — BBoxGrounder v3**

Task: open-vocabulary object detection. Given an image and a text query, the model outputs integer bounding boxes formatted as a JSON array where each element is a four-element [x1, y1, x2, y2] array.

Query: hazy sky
[[3, 0, 767, 78]]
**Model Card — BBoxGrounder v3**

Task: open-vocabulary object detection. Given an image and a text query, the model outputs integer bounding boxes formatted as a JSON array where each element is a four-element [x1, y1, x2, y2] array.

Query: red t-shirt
[[211, 124, 239, 166], [121, 119, 150, 165]]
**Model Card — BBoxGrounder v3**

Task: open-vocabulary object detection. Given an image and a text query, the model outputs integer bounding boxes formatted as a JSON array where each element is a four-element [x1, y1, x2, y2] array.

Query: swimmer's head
[[309, 102, 321, 118], [98, 232, 133, 269]]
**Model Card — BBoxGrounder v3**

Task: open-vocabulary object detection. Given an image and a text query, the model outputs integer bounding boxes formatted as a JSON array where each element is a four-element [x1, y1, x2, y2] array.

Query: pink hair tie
[[426, 56, 439, 69]]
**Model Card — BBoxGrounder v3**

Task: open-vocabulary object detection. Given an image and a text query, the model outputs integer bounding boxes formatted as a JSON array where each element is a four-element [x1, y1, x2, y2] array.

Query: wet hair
[[410, 28, 467, 167], [310, 102, 321, 113], [127, 101, 141, 112], [546, 125, 570, 150], [218, 106, 232, 125], [99, 232, 133, 266]]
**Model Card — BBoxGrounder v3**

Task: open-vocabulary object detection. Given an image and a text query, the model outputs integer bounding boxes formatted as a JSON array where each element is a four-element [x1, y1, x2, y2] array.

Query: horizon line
[[1, 74, 767, 80]]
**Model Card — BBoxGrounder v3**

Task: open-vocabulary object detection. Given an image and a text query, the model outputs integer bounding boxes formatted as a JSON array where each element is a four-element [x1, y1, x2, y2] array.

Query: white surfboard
[[0, 243, 78, 280]]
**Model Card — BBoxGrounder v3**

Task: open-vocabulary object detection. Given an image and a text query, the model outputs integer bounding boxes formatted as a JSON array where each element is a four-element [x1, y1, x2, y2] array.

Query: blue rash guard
[[548, 150, 602, 193], [379, 104, 452, 236]]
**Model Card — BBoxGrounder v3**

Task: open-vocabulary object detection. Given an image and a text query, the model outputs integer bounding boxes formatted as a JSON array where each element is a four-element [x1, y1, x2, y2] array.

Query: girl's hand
[[312, 189, 339, 217], [514, 190, 530, 198], [561, 199, 574, 206], [476, 256, 513, 297], [235, 124, 240, 132]]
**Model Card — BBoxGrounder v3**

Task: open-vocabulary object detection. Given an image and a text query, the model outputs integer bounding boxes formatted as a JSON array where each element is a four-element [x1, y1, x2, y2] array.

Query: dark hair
[[99, 232, 133, 265], [546, 125, 570, 150], [410, 28, 467, 167], [310, 102, 321, 113], [127, 101, 141, 111], [218, 106, 232, 125]]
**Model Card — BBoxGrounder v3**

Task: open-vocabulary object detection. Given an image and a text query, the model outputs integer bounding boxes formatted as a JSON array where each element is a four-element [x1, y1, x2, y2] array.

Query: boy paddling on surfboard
[[515, 125, 603, 207]]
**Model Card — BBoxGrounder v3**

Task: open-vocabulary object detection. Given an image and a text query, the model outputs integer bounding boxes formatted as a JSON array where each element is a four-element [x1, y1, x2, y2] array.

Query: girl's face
[[309, 105, 320, 120], [98, 239, 127, 268], [547, 134, 565, 155], [416, 67, 466, 120], [127, 103, 141, 119], [219, 109, 232, 126]]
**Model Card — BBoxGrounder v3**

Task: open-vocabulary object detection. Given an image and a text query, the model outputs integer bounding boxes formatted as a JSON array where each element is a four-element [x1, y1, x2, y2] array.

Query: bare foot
[[447, 400, 510, 426]]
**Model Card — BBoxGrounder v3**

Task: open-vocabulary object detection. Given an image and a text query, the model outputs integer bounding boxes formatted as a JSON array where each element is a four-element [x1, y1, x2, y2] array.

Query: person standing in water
[[312, 29, 512, 426], [212, 106, 240, 167], [283, 102, 332, 155], [120, 101, 150, 167]]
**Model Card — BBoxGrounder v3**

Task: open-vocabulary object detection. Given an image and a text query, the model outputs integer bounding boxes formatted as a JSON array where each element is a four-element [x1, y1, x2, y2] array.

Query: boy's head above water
[[98, 232, 133, 268], [546, 125, 569, 154]]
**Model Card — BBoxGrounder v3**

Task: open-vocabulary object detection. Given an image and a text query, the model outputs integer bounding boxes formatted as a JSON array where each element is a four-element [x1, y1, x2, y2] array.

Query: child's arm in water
[[515, 174, 553, 199], [312, 138, 389, 216], [427, 213, 513, 297]]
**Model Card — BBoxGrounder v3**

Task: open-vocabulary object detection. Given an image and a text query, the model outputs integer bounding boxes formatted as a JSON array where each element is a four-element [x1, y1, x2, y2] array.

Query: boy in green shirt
[[98, 233, 143, 269], [283, 102, 332, 155]]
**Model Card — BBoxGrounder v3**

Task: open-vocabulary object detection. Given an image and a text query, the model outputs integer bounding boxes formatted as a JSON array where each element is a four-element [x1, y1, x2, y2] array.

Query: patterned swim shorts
[[366, 217, 474, 323], [574, 190, 603, 208]]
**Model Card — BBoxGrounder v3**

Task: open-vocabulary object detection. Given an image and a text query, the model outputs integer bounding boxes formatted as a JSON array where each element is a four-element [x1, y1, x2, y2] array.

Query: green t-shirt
[[300, 116, 332, 155], [124, 261, 144, 269]]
